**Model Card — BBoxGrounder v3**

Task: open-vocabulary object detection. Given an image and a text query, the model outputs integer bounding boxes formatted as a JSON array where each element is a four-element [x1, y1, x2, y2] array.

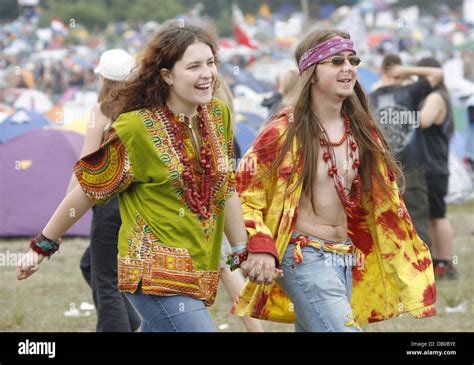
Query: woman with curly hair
[[17, 21, 269, 332], [64, 49, 141, 332]]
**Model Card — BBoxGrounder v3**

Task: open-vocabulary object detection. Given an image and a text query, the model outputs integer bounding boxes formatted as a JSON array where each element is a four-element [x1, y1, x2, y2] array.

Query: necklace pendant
[[188, 123, 192, 129]]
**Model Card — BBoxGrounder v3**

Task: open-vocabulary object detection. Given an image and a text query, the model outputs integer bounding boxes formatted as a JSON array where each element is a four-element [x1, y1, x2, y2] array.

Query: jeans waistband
[[290, 231, 352, 246], [289, 231, 357, 264]]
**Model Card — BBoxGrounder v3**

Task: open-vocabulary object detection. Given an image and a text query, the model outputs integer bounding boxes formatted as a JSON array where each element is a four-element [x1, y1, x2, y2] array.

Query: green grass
[[0, 238, 97, 332], [1, 201, 473, 332]]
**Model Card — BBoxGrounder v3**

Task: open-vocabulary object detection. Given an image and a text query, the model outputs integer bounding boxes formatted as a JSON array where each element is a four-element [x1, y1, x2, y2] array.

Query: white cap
[[94, 49, 136, 81]]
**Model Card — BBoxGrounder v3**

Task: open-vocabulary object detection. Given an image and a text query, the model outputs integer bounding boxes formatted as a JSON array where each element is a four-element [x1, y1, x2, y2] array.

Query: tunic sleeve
[[74, 127, 134, 204]]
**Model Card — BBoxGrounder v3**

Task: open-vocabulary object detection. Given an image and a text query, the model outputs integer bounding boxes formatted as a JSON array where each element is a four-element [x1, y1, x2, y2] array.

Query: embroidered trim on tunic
[[117, 213, 219, 306], [74, 129, 134, 204], [135, 99, 234, 240]]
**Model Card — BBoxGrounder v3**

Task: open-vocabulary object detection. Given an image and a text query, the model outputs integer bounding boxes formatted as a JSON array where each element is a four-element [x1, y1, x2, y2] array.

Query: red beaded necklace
[[162, 105, 216, 219], [319, 113, 362, 209]]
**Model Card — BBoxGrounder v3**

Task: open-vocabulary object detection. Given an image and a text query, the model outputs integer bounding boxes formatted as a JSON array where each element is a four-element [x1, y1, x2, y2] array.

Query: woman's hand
[[240, 252, 283, 285], [17, 249, 44, 280]]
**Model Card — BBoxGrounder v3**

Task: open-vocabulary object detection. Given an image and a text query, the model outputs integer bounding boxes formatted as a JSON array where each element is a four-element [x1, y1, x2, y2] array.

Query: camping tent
[[0, 128, 92, 236], [235, 121, 258, 156], [13, 89, 53, 113], [357, 67, 380, 92], [0, 108, 52, 144]]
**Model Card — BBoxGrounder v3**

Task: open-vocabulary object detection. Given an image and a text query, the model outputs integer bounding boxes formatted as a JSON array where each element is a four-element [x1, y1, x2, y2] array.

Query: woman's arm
[[224, 192, 248, 245], [44, 184, 95, 240], [420, 92, 446, 129], [66, 104, 110, 194], [19, 115, 135, 280], [17, 183, 95, 280], [224, 191, 283, 285]]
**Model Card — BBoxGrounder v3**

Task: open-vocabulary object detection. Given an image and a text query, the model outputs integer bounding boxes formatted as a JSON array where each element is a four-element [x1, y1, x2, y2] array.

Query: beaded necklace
[[319, 113, 362, 209], [163, 105, 216, 219]]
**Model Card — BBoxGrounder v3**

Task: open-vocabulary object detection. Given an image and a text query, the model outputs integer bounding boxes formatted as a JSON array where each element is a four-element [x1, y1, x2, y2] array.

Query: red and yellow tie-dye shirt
[[232, 110, 436, 324]]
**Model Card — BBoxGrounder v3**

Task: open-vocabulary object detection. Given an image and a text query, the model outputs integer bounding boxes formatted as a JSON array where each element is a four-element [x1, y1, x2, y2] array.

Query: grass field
[[1, 201, 473, 332]]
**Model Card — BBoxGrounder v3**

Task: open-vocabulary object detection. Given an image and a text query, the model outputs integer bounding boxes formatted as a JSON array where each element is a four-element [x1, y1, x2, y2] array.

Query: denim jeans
[[124, 284, 216, 332], [276, 234, 362, 332]]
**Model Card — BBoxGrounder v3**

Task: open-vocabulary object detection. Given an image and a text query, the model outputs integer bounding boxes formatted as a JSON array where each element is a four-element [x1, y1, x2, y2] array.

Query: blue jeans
[[124, 284, 216, 332], [276, 234, 362, 332]]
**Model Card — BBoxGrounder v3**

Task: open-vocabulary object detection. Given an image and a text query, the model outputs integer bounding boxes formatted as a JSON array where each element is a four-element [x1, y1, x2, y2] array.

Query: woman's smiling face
[[163, 41, 217, 109]]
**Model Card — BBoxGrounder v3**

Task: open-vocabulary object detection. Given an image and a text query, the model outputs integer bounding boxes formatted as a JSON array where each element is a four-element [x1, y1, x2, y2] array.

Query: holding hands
[[240, 252, 283, 285]]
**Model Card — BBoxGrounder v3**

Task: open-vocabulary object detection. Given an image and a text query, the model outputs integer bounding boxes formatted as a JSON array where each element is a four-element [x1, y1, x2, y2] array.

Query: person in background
[[261, 68, 299, 117], [214, 76, 241, 159], [465, 96, 474, 172], [370, 54, 443, 249], [65, 49, 141, 331], [417, 57, 457, 280], [214, 76, 264, 332], [279, 69, 300, 106]]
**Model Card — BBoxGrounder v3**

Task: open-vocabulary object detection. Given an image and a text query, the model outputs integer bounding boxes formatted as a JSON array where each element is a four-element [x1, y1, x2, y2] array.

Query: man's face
[[311, 51, 358, 100], [383, 66, 403, 86]]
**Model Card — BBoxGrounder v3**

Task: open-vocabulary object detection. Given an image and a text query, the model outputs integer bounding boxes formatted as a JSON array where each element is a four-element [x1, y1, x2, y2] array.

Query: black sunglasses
[[319, 55, 362, 66]]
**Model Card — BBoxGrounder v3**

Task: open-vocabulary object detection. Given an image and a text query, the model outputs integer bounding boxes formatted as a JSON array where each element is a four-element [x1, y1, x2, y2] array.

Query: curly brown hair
[[103, 20, 220, 120], [98, 78, 124, 118]]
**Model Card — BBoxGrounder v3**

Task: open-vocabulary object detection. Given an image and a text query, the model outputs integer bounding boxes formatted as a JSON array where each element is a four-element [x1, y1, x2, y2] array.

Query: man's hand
[[240, 252, 283, 285], [17, 249, 44, 280]]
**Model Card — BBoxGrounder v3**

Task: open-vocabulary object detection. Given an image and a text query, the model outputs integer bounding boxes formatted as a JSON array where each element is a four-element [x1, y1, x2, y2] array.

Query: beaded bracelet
[[30, 233, 61, 258], [226, 251, 248, 272]]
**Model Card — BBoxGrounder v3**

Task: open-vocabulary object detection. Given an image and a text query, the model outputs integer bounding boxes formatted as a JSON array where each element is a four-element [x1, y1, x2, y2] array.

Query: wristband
[[231, 242, 247, 253], [30, 233, 61, 258], [226, 250, 248, 271]]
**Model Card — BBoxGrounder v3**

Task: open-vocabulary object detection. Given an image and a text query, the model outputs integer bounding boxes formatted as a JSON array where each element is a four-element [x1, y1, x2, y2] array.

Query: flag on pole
[[232, 4, 258, 49]]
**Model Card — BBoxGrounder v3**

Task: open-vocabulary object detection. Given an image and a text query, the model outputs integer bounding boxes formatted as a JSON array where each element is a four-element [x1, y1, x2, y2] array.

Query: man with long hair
[[228, 29, 436, 332]]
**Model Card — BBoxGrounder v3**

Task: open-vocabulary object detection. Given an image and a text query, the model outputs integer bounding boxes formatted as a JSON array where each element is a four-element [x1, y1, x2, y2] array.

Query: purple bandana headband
[[298, 37, 356, 75]]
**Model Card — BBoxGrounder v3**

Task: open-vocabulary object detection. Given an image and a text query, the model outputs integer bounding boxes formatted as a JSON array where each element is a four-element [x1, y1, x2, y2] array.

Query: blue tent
[[235, 122, 257, 156], [219, 63, 274, 94], [237, 112, 265, 131], [357, 67, 380, 92], [450, 130, 465, 158], [0, 108, 51, 144]]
